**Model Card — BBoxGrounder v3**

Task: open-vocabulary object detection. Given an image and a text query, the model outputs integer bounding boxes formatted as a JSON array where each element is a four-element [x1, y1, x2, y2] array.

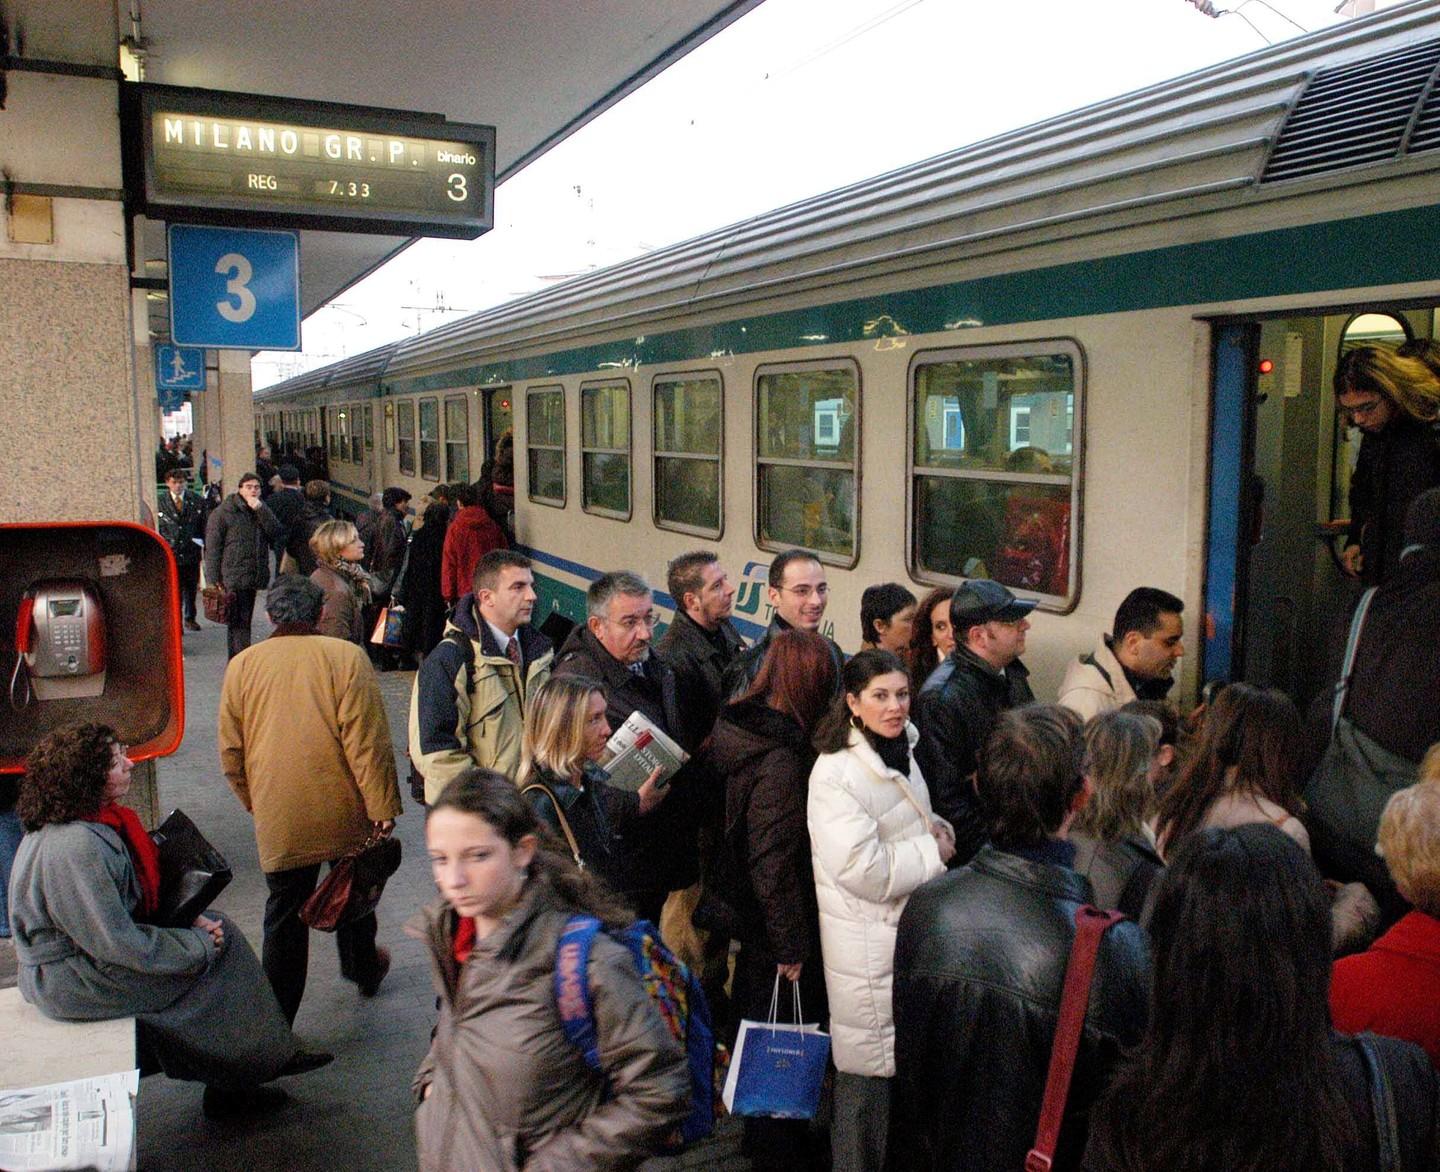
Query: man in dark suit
[[157, 466, 206, 630]]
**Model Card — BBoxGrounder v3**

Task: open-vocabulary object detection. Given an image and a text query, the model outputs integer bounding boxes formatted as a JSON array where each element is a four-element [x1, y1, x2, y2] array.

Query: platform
[[47, 604, 748, 1170]]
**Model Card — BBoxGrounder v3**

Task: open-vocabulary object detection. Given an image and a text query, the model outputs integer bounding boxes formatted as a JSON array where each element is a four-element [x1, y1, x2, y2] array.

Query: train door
[[1204, 305, 1436, 708], [483, 388, 514, 466]]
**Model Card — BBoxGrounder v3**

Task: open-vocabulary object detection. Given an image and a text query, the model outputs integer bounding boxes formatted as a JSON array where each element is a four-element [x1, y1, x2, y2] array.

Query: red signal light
[[1258, 359, 1274, 374]]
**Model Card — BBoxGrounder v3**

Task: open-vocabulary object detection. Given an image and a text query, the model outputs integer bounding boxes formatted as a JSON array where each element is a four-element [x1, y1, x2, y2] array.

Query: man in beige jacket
[[219, 575, 403, 1025]]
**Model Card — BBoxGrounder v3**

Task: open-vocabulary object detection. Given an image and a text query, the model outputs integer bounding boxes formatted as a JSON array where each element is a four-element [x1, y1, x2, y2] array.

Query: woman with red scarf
[[8, 723, 330, 1118]]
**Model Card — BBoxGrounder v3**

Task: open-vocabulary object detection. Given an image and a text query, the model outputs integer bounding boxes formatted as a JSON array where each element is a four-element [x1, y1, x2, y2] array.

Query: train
[[254, 1, 1440, 707]]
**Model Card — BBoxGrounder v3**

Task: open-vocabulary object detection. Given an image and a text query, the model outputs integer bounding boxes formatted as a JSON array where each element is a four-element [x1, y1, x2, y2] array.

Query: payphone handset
[[9, 579, 108, 708]]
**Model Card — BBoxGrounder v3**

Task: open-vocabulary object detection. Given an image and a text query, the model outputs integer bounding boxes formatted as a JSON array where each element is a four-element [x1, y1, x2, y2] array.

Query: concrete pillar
[[209, 350, 257, 494]]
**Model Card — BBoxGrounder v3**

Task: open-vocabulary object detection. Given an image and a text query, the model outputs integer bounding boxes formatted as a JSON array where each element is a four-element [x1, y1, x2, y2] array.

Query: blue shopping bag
[[722, 977, 830, 1120]]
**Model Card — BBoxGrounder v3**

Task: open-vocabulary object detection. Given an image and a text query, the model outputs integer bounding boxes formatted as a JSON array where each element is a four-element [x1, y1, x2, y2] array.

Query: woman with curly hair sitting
[[8, 723, 330, 1118]]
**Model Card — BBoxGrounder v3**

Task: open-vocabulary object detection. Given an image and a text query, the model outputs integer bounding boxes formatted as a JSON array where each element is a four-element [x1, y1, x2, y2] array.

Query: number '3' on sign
[[168, 225, 301, 351]]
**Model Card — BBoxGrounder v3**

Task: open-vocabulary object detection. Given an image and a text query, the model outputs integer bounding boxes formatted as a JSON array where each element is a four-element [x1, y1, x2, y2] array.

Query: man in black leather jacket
[[913, 579, 1036, 865], [889, 705, 1149, 1172], [654, 550, 745, 751]]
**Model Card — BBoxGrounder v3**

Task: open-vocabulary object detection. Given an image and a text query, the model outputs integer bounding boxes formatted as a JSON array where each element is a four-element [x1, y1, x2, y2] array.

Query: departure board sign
[[123, 84, 495, 240]]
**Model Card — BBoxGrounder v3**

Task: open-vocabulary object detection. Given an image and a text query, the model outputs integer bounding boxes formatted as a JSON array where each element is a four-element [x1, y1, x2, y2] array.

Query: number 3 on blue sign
[[168, 224, 300, 350], [215, 253, 257, 323]]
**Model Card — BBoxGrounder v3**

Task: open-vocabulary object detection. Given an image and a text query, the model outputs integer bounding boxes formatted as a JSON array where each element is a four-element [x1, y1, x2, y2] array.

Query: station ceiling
[[8, 0, 762, 332]]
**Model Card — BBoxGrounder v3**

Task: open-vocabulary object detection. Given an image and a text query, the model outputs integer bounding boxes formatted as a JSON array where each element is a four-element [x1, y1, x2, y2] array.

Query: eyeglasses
[[1342, 397, 1385, 420], [780, 584, 829, 599], [609, 612, 659, 632]]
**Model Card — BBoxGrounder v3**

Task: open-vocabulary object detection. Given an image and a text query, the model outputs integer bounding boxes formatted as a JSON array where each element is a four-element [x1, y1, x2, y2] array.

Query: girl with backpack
[[411, 768, 689, 1171]]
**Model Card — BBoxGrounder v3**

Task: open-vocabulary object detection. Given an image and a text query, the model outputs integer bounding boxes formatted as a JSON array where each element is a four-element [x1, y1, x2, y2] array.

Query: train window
[[653, 373, 722, 537], [445, 396, 470, 484], [397, 400, 416, 476], [336, 406, 350, 464], [327, 406, 340, 460], [581, 380, 632, 519], [909, 341, 1083, 606], [419, 397, 440, 481], [349, 402, 363, 464], [384, 402, 396, 454], [754, 361, 859, 565], [527, 386, 566, 507], [364, 405, 374, 451]]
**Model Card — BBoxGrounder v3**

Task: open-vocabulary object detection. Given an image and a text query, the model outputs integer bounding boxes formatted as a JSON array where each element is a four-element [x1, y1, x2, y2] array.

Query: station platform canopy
[[6, 0, 761, 327]]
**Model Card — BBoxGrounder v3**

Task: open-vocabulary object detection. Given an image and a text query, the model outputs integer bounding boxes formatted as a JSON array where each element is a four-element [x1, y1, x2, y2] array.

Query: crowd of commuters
[[4, 387, 1439, 1168]]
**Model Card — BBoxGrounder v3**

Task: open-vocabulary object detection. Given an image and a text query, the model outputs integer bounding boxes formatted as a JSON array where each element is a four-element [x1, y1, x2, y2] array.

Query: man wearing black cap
[[913, 578, 1036, 866]]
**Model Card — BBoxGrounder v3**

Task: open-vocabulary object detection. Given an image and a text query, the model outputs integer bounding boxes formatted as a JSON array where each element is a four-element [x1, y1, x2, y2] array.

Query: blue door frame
[[1202, 323, 1259, 685]]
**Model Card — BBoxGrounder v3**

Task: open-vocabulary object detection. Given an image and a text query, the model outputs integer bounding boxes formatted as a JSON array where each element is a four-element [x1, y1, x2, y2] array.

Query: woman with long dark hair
[[809, 649, 955, 1171], [413, 768, 688, 1171], [9, 723, 328, 1118], [905, 586, 955, 688], [700, 629, 838, 1170], [1085, 823, 1439, 1172]]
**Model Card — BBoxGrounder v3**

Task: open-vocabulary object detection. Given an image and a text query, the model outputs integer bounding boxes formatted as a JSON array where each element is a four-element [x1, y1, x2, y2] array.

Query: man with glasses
[[722, 548, 846, 699], [554, 570, 694, 923], [914, 579, 1037, 867]]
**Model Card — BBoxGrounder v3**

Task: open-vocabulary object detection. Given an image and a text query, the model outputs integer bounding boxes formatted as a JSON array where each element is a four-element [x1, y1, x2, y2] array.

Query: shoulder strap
[[1026, 905, 1124, 1172], [522, 782, 583, 868], [443, 628, 476, 696], [553, 914, 604, 1071], [1332, 587, 1379, 731], [1356, 1034, 1402, 1172], [1079, 651, 1113, 690]]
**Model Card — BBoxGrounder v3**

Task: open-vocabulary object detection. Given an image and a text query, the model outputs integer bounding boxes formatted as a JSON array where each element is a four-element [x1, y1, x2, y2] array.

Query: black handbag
[[150, 809, 233, 927]]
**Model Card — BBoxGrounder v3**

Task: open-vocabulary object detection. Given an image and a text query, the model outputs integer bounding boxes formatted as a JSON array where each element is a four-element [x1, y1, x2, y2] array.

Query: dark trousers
[[263, 861, 381, 1025], [733, 938, 831, 1171], [226, 587, 258, 659], [176, 561, 200, 621]]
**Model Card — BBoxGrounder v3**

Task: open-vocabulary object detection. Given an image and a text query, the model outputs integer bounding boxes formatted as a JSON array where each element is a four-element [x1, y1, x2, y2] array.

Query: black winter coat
[[889, 846, 1149, 1172], [1343, 546, 1440, 764], [552, 626, 699, 896], [285, 499, 333, 576], [719, 615, 844, 702], [266, 487, 305, 550], [203, 495, 280, 591], [913, 647, 1034, 865], [1348, 416, 1440, 586], [396, 508, 449, 656], [655, 611, 745, 751], [523, 762, 637, 892], [156, 488, 204, 567], [701, 699, 818, 966]]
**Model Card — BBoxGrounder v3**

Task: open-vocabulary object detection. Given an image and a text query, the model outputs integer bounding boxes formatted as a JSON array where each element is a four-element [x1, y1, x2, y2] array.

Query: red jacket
[[1331, 910, 1440, 1069], [440, 506, 508, 602]]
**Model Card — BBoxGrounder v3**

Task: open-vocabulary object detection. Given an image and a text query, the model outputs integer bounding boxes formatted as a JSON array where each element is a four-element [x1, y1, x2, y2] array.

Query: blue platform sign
[[155, 344, 205, 393], [168, 224, 301, 350]]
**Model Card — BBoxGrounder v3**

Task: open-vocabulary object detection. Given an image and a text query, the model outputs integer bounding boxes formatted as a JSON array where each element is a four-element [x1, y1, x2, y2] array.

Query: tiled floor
[[127, 607, 747, 1170]]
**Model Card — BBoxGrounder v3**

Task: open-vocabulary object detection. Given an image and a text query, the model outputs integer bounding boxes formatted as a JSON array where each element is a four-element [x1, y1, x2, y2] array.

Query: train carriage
[[255, 2, 1440, 706]]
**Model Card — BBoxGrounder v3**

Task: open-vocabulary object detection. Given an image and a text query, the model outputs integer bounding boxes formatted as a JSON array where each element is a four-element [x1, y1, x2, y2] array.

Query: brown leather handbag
[[201, 584, 234, 624], [300, 833, 402, 932]]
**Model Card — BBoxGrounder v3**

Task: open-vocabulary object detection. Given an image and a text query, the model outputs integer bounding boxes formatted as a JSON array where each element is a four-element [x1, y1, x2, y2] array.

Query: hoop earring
[[850, 714, 864, 732]]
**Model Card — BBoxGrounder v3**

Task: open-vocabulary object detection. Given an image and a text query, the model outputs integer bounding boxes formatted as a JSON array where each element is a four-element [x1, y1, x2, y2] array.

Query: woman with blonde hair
[[1071, 710, 1164, 919], [517, 675, 665, 898], [1334, 345, 1440, 584], [308, 518, 370, 644], [1331, 758, 1440, 1069]]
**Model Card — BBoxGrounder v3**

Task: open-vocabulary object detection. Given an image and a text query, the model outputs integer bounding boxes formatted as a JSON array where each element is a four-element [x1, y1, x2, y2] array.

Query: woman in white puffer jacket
[[808, 650, 955, 1172]]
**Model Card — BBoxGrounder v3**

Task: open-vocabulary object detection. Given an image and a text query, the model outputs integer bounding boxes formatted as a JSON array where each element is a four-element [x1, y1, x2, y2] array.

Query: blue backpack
[[553, 915, 722, 1148]]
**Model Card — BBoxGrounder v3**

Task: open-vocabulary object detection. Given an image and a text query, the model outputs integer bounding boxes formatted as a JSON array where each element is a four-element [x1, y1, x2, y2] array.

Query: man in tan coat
[[219, 575, 403, 1025]]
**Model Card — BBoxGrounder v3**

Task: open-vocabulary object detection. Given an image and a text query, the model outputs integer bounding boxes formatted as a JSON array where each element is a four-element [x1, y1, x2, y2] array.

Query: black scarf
[[864, 727, 911, 776]]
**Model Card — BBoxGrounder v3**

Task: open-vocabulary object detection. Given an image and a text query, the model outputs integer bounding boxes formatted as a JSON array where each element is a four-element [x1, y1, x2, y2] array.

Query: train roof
[[254, 341, 401, 402], [262, 0, 1440, 395]]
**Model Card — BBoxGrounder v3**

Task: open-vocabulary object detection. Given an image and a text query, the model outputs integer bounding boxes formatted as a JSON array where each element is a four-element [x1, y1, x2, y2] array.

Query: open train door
[[1203, 307, 1433, 709]]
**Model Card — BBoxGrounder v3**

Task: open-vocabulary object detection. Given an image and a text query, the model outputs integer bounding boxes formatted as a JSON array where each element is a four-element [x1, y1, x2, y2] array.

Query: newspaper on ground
[[0, 1070, 138, 1172], [600, 710, 689, 791]]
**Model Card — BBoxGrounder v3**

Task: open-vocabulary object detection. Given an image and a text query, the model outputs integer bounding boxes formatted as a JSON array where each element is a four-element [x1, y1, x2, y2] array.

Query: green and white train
[[255, 1, 1440, 707]]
